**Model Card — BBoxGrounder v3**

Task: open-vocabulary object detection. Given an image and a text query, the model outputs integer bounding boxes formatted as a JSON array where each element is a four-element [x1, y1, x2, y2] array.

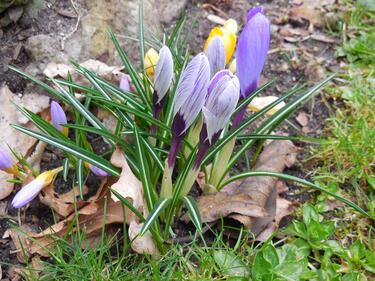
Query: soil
[[0, 0, 342, 278]]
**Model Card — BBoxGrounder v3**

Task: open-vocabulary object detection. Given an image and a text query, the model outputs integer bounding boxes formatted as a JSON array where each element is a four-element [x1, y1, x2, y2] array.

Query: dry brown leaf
[[97, 107, 118, 133], [8, 225, 34, 263], [296, 111, 309, 127], [38, 184, 89, 217], [110, 147, 147, 216], [43, 59, 124, 86], [129, 222, 160, 255], [110, 147, 159, 255], [194, 140, 298, 237], [0, 86, 50, 200]]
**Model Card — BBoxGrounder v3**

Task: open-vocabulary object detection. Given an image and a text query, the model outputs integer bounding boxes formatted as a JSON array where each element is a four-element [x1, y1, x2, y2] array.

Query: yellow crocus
[[144, 48, 159, 79], [204, 19, 238, 64]]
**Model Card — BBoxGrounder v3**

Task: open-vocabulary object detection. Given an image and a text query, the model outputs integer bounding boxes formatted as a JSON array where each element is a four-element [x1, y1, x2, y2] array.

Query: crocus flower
[[167, 53, 210, 168], [154, 46, 173, 105], [51, 101, 68, 136], [195, 70, 240, 168], [233, 6, 270, 127], [204, 18, 237, 64], [144, 48, 159, 79], [0, 146, 18, 175], [87, 163, 109, 177], [151, 46, 174, 134], [119, 75, 130, 92], [11, 167, 62, 208], [205, 36, 226, 77]]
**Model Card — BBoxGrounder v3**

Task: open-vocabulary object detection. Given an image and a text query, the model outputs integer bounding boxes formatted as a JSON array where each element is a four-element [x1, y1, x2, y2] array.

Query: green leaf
[[182, 196, 202, 232], [213, 250, 250, 277], [62, 158, 70, 182], [12, 125, 120, 177], [133, 125, 156, 210], [140, 198, 171, 236], [76, 159, 85, 199], [108, 29, 151, 109]]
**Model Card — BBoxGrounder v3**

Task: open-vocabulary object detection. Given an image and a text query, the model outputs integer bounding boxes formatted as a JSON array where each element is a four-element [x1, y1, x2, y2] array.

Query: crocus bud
[[144, 48, 159, 79], [237, 7, 270, 98], [87, 163, 109, 177], [154, 46, 173, 105], [195, 70, 240, 168], [205, 36, 226, 77], [51, 101, 68, 136], [119, 75, 130, 92], [11, 167, 62, 208], [168, 53, 210, 168], [233, 6, 270, 127], [204, 19, 237, 64], [203, 70, 240, 144], [0, 147, 18, 175]]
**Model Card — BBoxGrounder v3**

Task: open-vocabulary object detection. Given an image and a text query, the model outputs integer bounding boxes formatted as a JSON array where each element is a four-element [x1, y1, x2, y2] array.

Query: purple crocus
[[12, 167, 62, 208], [0, 146, 18, 174], [88, 164, 109, 177], [167, 53, 210, 168], [233, 6, 270, 127], [151, 46, 174, 133], [119, 76, 130, 92], [195, 70, 240, 168], [154, 46, 174, 105], [51, 101, 68, 136], [205, 36, 226, 78]]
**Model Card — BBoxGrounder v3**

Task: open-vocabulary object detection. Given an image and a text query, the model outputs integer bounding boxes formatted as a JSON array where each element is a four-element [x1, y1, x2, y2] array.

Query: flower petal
[[236, 11, 270, 98], [51, 101, 68, 133], [119, 76, 130, 92], [12, 179, 44, 208], [154, 46, 174, 103], [0, 146, 14, 171], [205, 37, 226, 78], [89, 164, 109, 177], [246, 6, 265, 22]]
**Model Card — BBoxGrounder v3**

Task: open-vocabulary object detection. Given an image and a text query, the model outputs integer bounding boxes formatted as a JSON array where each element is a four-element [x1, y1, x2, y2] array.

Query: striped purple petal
[[173, 53, 210, 136], [205, 36, 226, 78], [51, 101, 67, 132], [202, 70, 240, 143], [0, 146, 14, 171], [154, 46, 174, 104], [237, 10, 270, 98]]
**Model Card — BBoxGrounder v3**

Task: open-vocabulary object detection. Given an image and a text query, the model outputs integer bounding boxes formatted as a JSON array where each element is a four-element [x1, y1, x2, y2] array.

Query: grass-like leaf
[[182, 196, 202, 232], [140, 198, 171, 236], [76, 159, 85, 199], [12, 125, 121, 177]]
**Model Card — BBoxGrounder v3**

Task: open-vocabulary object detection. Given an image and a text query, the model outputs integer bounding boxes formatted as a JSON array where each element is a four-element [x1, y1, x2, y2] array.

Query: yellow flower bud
[[144, 48, 159, 79], [247, 96, 286, 116], [204, 24, 237, 64], [223, 18, 238, 34]]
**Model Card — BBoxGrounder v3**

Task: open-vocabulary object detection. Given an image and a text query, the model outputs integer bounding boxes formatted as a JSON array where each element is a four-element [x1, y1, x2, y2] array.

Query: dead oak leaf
[[194, 140, 298, 238]]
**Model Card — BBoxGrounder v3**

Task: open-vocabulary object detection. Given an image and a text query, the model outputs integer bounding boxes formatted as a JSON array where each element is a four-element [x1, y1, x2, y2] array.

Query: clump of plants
[[2, 5, 369, 255]]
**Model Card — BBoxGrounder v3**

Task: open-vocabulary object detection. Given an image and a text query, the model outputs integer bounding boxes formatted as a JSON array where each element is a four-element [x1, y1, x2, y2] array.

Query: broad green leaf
[[213, 250, 250, 277]]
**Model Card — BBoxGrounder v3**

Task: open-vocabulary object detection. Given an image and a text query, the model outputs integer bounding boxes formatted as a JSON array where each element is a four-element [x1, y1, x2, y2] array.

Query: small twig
[[61, 0, 82, 51]]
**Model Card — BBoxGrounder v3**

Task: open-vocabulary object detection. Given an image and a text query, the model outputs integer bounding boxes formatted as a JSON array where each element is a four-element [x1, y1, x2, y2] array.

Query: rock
[[156, 0, 188, 24], [25, 34, 69, 73]]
